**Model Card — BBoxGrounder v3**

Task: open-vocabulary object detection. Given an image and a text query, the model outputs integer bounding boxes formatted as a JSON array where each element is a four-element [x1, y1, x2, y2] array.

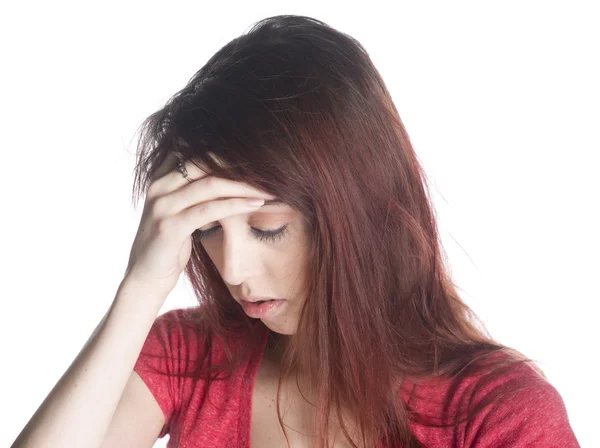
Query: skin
[[192, 154, 310, 363], [198, 201, 309, 336], [174, 154, 359, 445]]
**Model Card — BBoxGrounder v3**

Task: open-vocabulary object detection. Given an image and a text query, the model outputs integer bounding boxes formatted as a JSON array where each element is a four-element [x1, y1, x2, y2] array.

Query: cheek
[[276, 241, 309, 276]]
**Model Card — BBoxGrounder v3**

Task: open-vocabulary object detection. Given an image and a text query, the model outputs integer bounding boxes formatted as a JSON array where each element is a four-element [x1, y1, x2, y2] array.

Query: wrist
[[116, 276, 171, 309]]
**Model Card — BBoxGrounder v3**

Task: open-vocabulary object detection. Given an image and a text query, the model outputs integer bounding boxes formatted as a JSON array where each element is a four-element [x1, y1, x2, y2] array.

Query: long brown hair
[[131, 15, 542, 448]]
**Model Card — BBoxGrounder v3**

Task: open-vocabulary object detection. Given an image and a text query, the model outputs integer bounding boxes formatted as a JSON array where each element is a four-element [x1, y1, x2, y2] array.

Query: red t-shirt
[[134, 308, 580, 447]]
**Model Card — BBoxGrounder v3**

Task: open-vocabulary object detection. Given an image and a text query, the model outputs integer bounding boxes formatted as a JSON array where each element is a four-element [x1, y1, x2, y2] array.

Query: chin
[[263, 321, 297, 336]]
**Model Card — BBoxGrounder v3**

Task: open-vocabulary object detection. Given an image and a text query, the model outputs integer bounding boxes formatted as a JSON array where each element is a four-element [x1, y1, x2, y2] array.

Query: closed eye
[[195, 224, 289, 243]]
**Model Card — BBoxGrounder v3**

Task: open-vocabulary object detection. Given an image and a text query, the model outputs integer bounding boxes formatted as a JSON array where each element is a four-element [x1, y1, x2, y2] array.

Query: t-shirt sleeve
[[464, 362, 580, 447], [133, 308, 195, 439]]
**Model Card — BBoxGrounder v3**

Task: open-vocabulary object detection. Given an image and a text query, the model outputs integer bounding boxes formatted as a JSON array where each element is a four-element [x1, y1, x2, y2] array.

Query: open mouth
[[240, 298, 284, 318]]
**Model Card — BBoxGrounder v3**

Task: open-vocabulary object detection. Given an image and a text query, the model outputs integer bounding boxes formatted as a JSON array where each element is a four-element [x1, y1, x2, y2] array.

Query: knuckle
[[155, 216, 174, 235], [151, 195, 171, 218], [195, 201, 210, 215], [204, 175, 217, 189], [146, 181, 159, 198]]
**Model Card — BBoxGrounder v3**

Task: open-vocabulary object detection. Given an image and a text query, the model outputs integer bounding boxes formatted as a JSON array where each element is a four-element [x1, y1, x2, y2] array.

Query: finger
[[149, 138, 199, 183], [149, 153, 211, 198], [176, 197, 268, 238], [159, 175, 277, 217], [149, 152, 181, 184], [152, 151, 228, 189]]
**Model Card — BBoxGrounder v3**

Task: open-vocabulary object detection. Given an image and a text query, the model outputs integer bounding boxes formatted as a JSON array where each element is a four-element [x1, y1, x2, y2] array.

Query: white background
[[2, 1, 597, 447]]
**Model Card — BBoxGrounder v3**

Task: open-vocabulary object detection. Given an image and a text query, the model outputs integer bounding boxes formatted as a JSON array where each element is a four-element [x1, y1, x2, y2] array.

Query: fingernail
[[245, 198, 265, 207]]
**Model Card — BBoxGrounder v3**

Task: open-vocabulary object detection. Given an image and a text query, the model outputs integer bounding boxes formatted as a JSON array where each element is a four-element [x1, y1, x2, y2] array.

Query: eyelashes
[[195, 224, 289, 243]]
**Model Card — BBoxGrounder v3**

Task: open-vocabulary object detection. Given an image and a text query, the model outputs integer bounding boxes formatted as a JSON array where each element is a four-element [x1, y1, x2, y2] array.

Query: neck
[[265, 331, 290, 364]]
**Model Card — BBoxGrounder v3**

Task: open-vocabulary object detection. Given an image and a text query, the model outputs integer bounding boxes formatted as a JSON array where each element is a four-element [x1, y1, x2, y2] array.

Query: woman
[[12, 14, 579, 448]]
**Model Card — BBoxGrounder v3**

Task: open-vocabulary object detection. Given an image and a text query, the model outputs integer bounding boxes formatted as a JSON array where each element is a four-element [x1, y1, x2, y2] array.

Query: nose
[[219, 231, 256, 286]]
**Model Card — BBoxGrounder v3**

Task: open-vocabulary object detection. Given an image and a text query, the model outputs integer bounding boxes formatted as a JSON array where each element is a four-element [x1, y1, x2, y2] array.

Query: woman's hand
[[123, 153, 275, 296]]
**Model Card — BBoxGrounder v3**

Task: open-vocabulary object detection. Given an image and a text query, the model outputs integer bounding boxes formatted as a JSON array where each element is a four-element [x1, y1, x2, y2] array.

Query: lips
[[240, 297, 285, 318], [240, 295, 280, 303]]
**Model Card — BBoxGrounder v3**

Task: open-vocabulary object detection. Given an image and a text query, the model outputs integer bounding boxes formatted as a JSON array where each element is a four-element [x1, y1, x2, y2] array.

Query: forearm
[[11, 278, 167, 448]]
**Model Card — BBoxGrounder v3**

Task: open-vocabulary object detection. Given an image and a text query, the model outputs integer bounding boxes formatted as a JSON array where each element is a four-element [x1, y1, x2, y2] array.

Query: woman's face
[[199, 192, 310, 335]]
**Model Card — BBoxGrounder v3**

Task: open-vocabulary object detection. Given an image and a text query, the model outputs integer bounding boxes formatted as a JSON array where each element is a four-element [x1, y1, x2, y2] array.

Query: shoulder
[[138, 306, 266, 369], [134, 307, 207, 385], [140, 308, 205, 359], [453, 353, 580, 447], [403, 351, 580, 447]]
